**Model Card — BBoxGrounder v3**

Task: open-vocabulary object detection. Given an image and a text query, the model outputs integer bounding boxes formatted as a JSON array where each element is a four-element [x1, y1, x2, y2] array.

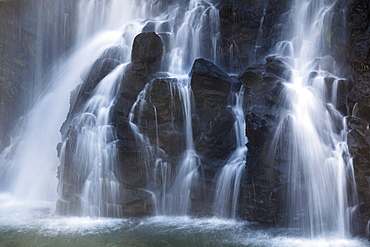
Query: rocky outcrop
[[218, 0, 370, 236], [191, 58, 235, 163], [238, 57, 287, 224], [0, 0, 368, 238], [189, 58, 235, 214], [347, 117, 370, 236], [113, 32, 164, 190]]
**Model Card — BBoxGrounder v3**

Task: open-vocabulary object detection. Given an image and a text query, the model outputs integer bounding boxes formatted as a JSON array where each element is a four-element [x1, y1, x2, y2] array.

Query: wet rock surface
[[238, 57, 287, 224], [346, 0, 370, 236], [190, 58, 235, 162]]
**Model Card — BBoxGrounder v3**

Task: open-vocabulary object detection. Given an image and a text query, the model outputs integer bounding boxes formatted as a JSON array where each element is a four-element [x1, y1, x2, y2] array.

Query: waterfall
[[165, 77, 201, 215], [121, 0, 220, 216], [128, 76, 201, 216], [0, 32, 123, 201], [213, 87, 248, 219], [55, 0, 220, 216], [61, 65, 125, 217], [270, 0, 357, 237], [0, 0, 139, 203], [0, 0, 224, 218]]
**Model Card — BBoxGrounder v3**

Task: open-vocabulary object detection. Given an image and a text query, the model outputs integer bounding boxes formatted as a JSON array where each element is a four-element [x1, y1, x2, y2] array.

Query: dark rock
[[346, 0, 370, 237], [238, 61, 285, 224], [131, 32, 163, 72], [120, 188, 154, 217], [347, 117, 370, 236], [190, 58, 235, 162], [114, 32, 164, 119], [239, 64, 265, 92], [218, 0, 270, 72], [112, 32, 164, 189], [82, 58, 121, 91], [64, 57, 121, 124], [265, 56, 291, 81], [58, 32, 164, 217], [184, 58, 236, 214]]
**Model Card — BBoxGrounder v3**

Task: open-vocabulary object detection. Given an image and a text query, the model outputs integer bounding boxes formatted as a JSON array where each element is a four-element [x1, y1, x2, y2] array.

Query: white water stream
[[213, 87, 248, 219], [271, 0, 357, 237]]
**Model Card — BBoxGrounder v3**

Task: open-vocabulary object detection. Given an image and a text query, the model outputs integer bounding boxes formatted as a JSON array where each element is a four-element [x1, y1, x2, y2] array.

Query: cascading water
[[167, 0, 220, 74], [165, 78, 201, 215], [128, 76, 201, 216], [270, 0, 357, 237], [0, 0, 369, 246], [67, 65, 125, 217], [53, 0, 220, 217], [123, 1, 220, 216], [213, 87, 248, 219], [0, 0, 141, 208], [0, 33, 124, 202]]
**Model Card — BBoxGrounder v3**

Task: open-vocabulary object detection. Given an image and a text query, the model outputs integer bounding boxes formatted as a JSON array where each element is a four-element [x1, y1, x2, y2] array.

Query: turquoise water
[[0, 194, 367, 247]]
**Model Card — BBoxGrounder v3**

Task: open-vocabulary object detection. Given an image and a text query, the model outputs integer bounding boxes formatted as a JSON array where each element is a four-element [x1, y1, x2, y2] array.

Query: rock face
[[113, 32, 164, 190], [218, 0, 292, 72], [347, 117, 370, 235], [190, 58, 235, 214], [191, 58, 235, 163], [346, 0, 370, 237], [238, 57, 287, 223], [219, 0, 370, 237]]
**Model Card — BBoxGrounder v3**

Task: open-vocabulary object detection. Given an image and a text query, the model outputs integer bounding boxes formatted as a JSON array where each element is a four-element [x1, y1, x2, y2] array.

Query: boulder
[[131, 32, 163, 72], [114, 32, 164, 118], [190, 58, 235, 162], [188, 58, 236, 215]]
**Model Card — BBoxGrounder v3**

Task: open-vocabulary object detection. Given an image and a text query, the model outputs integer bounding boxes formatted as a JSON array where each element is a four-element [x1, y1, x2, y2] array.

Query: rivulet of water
[[213, 87, 248, 219]]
